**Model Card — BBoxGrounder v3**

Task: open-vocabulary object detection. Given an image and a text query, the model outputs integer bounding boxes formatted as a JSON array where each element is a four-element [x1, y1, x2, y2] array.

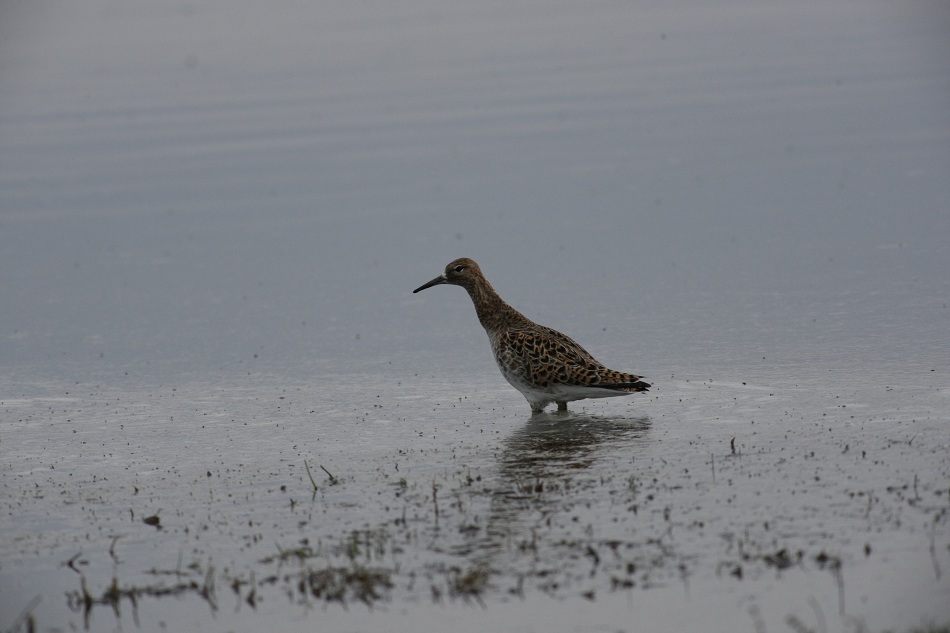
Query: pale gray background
[[2, 0, 947, 384]]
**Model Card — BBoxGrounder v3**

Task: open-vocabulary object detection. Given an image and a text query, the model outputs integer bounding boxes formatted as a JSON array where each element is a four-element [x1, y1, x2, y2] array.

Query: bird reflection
[[450, 412, 651, 576], [500, 412, 651, 484]]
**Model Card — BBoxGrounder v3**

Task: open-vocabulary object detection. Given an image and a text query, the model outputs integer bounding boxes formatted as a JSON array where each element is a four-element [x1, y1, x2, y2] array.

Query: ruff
[[413, 258, 650, 413]]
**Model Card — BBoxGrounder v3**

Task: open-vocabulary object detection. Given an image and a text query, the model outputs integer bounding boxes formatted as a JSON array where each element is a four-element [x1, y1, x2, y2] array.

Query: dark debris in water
[[761, 548, 801, 570], [142, 511, 161, 529], [296, 565, 393, 608]]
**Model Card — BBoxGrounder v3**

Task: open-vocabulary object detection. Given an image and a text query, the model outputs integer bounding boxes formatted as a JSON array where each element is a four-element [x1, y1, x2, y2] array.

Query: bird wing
[[498, 327, 649, 392]]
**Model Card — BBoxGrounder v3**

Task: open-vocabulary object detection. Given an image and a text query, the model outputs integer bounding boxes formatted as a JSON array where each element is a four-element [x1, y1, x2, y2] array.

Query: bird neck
[[464, 279, 525, 332]]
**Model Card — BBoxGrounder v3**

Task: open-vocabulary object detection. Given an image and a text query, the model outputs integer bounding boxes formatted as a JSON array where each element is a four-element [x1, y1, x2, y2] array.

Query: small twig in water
[[930, 510, 945, 580], [320, 464, 338, 485], [304, 460, 318, 492], [64, 552, 83, 574], [807, 595, 828, 633], [200, 561, 218, 612], [7, 595, 41, 633]]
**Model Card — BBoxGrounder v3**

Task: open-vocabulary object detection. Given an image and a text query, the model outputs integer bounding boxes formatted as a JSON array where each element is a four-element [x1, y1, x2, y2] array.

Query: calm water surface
[[1, 1, 948, 631]]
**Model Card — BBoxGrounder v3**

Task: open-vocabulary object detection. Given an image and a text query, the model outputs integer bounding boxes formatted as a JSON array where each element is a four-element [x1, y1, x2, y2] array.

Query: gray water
[[1, 1, 949, 631]]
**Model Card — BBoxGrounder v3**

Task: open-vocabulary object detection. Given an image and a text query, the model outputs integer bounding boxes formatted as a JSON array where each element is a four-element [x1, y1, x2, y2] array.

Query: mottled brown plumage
[[413, 258, 650, 413]]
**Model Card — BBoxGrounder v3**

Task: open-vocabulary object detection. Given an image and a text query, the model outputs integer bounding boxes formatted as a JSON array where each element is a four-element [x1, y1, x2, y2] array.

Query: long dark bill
[[413, 275, 446, 293]]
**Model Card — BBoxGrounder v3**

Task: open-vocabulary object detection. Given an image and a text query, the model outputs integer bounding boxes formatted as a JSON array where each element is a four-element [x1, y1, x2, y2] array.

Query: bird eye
[[454, 265, 466, 272]]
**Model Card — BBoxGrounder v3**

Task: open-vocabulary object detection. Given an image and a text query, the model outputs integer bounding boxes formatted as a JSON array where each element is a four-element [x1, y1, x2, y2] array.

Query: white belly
[[496, 362, 633, 411]]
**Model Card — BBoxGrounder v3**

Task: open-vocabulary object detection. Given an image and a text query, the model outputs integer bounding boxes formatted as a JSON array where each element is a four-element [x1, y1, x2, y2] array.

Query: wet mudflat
[[2, 357, 947, 632]]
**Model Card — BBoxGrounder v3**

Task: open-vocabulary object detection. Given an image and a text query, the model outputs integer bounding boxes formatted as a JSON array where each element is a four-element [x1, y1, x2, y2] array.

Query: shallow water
[[2, 360, 948, 631], [1, 0, 949, 631]]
